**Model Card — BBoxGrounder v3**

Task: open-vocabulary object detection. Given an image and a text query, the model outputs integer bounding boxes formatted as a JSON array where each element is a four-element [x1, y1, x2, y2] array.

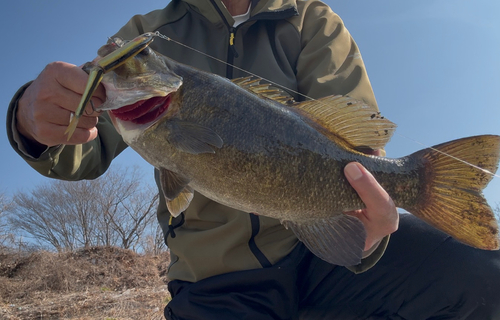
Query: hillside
[[0, 247, 171, 320]]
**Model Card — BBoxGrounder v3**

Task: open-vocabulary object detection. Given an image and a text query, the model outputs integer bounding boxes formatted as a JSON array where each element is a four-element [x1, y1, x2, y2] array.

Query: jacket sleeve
[[294, 1, 377, 107], [294, 0, 389, 272]]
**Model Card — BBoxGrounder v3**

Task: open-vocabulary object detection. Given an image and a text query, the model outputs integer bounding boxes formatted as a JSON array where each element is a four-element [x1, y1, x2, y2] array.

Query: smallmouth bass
[[87, 34, 500, 266]]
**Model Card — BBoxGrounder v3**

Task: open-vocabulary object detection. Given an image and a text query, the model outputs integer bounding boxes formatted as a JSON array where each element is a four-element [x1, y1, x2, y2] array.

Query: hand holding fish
[[344, 161, 399, 252], [16, 61, 104, 151]]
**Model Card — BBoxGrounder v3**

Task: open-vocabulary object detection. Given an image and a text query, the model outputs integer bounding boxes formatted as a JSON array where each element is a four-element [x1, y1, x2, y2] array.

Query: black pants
[[164, 214, 500, 320]]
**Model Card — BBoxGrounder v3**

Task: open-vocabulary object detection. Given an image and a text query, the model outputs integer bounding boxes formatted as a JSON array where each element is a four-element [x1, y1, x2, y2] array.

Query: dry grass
[[0, 246, 171, 319]]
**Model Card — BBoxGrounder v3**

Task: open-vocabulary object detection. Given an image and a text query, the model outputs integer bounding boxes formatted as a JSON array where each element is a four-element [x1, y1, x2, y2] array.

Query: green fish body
[[93, 36, 500, 266]]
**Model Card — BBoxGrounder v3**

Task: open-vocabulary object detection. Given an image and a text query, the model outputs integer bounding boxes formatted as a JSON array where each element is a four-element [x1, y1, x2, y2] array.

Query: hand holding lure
[[64, 32, 156, 140]]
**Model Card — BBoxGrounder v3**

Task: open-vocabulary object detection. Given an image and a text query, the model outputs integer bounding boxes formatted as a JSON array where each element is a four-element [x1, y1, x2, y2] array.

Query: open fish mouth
[[110, 94, 172, 125]]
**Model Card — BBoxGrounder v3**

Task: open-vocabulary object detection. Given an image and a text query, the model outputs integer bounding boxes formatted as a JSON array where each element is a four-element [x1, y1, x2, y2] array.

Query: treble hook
[[107, 37, 122, 48], [84, 100, 97, 115]]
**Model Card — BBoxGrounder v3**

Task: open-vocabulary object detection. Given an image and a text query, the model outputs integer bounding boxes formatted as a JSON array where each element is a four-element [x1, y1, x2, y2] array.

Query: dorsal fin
[[292, 95, 397, 151], [232, 77, 295, 105]]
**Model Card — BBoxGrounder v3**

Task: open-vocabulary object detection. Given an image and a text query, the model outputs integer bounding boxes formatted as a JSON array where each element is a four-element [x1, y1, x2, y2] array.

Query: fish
[[85, 34, 500, 266]]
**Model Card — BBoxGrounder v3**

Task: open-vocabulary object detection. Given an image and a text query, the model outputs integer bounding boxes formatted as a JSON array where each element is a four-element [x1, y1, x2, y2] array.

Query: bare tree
[[0, 193, 8, 232], [0, 192, 14, 248], [92, 166, 159, 250], [138, 223, 167, 255], [8, 165, 159, 252]]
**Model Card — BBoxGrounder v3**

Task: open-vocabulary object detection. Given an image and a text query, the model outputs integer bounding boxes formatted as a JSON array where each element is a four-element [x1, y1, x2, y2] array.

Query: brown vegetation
[[0, 246, 171, 320], [8, 166, 160, 253]]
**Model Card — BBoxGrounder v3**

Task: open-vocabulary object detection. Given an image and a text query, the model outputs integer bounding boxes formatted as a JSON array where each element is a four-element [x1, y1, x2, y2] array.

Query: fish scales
[[86, 34, 500, 267], [135, 63, 419, 221]]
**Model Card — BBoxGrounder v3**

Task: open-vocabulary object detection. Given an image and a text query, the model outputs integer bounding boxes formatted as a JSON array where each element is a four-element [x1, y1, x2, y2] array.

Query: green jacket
[[7, 0, 388, 282]]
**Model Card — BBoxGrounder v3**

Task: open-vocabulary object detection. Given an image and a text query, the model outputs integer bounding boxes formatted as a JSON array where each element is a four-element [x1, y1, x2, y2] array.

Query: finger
[[54, 62, 106, 100], [48, 62, 106, 114], [30, 63, 103, 117], [63, 126, 99, 145], [23, 96, 99, 145], [54, 85, 103, 116], [28, 85, 100, 130], [47, 125, 99, 146], [51, 109, 100, 144], [49, 108, 100, 130], [25, 115, 99, 146], [344, 162, 398, 250], [344, 162, 391, 216]]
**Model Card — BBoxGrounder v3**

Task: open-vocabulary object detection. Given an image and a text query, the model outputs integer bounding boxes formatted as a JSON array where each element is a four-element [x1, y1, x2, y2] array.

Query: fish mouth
[[110, 94, 171, 125]]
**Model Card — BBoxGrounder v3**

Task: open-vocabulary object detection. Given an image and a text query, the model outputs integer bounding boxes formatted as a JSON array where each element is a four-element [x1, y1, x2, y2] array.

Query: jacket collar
[[252, 0, 298, 17], [180, 0, 298, 25]]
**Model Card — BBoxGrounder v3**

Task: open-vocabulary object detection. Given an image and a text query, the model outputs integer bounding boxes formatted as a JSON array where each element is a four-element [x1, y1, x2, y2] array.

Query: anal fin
[[283, 215, 366, 266]]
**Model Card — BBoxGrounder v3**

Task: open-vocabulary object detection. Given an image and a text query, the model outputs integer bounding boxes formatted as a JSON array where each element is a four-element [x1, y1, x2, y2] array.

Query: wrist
[[14, 88, 50, 157]]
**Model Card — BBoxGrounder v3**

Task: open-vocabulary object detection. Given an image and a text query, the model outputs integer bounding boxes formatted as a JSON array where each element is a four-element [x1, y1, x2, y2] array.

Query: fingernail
[[345, 163, 363, 181]]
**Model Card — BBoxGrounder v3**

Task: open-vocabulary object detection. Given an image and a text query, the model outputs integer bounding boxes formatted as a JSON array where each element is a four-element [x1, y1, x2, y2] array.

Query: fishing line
[[153, 32, 499, 180], [153, 32, 318, 102], [397, 133, 500, 179]]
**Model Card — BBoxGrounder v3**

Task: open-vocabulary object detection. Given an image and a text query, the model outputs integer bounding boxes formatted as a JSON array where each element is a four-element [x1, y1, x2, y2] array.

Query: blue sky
[[1, 0, 499, 209]]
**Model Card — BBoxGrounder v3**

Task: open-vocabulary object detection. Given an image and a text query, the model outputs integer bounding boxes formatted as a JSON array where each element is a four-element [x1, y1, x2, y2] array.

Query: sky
[[1, 1, 499, 209]]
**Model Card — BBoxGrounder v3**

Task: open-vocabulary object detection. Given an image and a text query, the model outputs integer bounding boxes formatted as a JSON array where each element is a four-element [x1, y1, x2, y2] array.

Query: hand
[[16, 61, 105, 150], [343, 153, 399, 252]]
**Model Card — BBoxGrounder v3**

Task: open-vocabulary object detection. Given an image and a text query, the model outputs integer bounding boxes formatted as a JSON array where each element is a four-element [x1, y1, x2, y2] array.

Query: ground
[[0, 246, 171, 320]]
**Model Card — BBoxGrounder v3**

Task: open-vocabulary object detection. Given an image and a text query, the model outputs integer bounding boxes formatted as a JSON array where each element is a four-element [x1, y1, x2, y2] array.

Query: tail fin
[[407, 135, 500, 250]]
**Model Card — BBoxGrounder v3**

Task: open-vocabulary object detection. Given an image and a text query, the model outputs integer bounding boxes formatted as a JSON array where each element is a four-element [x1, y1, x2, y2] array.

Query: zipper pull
[[229, 27, 239, 58]]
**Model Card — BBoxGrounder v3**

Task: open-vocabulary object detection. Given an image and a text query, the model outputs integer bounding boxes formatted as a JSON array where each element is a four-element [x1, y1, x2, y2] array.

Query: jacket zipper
[[208, 0, 297, 79], [209, 0, 239, 78], [205, 1, 297, 269], [226, 26, 239, 78], [224, 7, 298, 79]]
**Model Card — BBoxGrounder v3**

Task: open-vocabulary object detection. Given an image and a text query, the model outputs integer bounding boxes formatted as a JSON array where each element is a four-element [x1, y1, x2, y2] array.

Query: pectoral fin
[[283, 215, 366, 266], [167, 119, 223, 154], [158, 168, 194, 217]]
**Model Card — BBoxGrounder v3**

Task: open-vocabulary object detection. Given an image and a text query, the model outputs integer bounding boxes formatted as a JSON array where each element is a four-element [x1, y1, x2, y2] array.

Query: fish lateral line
[[152, 31, 499, 180]]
